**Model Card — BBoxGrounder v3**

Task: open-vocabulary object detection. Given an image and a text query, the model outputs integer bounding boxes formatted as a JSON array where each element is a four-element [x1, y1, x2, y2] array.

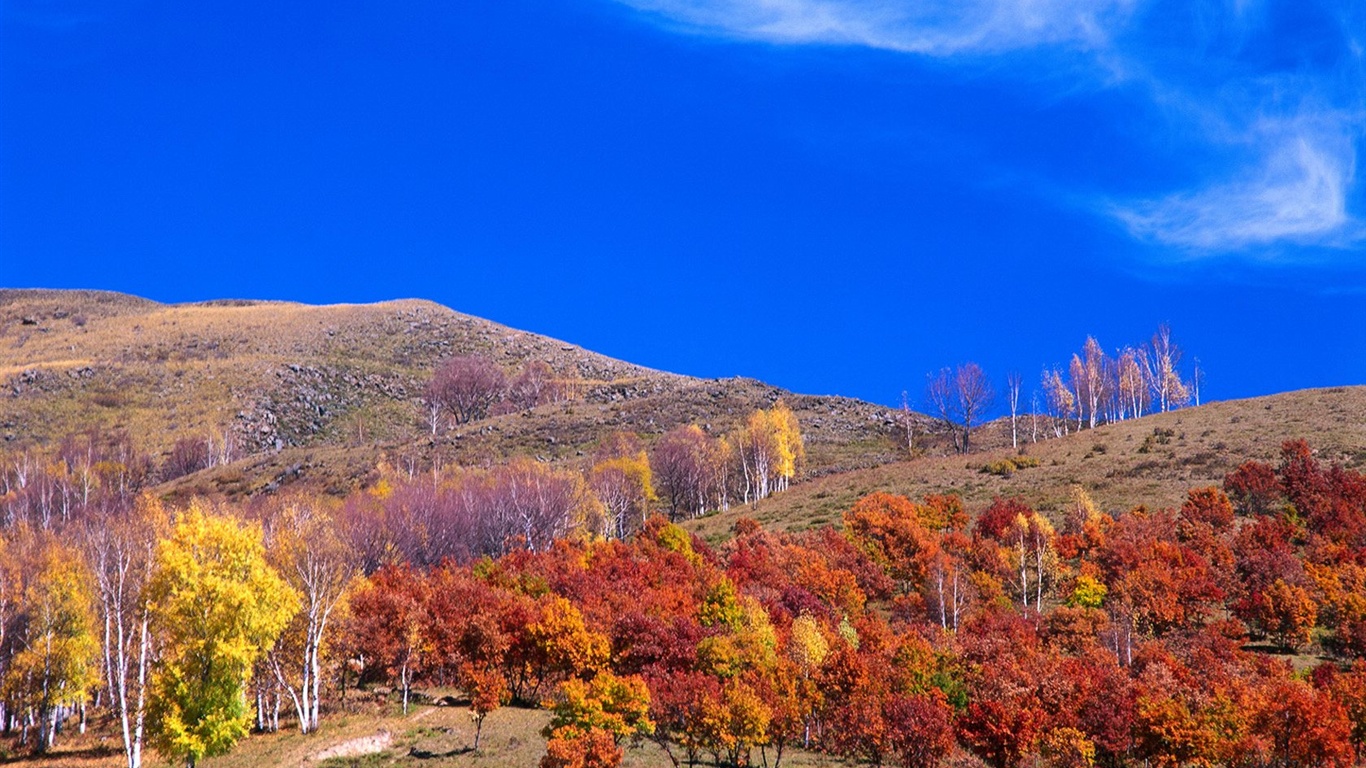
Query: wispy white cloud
[[1113, 109, 1362, 251], [608, 0, 1366, 259], [614, 0, 1138, 55]]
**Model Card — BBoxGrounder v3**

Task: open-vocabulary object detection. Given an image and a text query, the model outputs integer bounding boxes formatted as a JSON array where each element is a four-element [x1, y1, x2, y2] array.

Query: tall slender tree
[[84, 497, 165, 768], [264, 501, 356, 734], [954, 363, 994, 453], [1144, 324, 1189, 413], [1006, 372, 1023, 449]]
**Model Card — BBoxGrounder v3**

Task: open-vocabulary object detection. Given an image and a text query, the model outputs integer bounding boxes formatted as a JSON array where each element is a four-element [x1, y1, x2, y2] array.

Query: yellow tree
[[528, 596, 610, 689], [769, 400, 804, 494], [541, 670, 652, 768], [546, 671, 654, 744], [697, 679, 771, 767], [588, 451, 657, 540], [1008, 509, 1056, 611], [736, 401, 804, 503], [4, 537, 100, 753], [786, 613, 829, 747], [146, 503, 299, 768]]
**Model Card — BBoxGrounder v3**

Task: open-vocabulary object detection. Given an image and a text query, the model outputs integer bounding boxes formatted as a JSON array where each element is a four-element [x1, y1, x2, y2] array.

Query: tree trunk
[[936, 568, 947, 629], [401, 665, 411, 716], [42, 706, 57, 752], [1035, 543, 1044, 609], [309, 636, 323, 732], [952, 568, 962, 630]]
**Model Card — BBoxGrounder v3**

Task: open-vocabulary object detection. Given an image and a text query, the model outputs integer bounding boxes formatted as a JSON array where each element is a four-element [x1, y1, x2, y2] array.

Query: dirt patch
[[311, 730, 392, 762]]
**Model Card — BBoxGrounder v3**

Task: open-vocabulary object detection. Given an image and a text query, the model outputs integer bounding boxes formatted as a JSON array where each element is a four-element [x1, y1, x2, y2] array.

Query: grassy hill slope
[[686, 386, 1366, 541], [0, 289, 908, 498]]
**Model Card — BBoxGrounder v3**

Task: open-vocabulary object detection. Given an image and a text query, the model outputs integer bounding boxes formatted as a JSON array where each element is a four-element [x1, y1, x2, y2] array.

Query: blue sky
[[2, 0, 1364, 408]]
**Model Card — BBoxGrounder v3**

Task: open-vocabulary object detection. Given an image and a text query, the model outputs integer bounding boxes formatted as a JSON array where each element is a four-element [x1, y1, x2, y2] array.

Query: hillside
[[6, 290, 1363, 522], [7, 291, 1366, 768], [686, 385, 1366, 541], [0, 289, 909, 498]]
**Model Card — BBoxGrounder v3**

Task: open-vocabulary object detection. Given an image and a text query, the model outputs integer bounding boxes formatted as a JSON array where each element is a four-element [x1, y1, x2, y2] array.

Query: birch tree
[[589, 452, 656, 540], [265, 502, 356, 734], [1144, 324, 1190, 413], [84, 497, 165, 768], [927, 364, 992, 453], [926, 368, 959, 453], [1192, 358, 1204, 407], [654, 426, 712, 519], [3, 538, 100, 753], [954, 363, 993, 453], [1029, 391, 1040, 443], [900, 391, 916, 456], [1115, 347, 1147, 420], [1072, 337, 1108, 429], [1042, 369, 1074, 437], [1005, 373, 1022, 449]]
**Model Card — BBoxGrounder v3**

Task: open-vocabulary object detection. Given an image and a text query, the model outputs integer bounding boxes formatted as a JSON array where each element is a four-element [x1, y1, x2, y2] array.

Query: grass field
[[6, 693, 853, 768], [685, 386, 1366, 542]]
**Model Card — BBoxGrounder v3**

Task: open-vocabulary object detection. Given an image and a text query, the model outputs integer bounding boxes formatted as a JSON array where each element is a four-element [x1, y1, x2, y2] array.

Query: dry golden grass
[[0, 291, 646, 454], [0, 290, 902, 500], [686, 386, 1366, 542], [5, 291, 1361, 519], [4, 693, 848, 768]]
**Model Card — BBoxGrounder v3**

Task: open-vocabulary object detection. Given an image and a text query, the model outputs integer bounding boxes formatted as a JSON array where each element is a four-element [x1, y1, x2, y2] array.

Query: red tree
[[1224, 460, 1281, 516], [885, 690, 955, 768], [347, 564, 430, 713]]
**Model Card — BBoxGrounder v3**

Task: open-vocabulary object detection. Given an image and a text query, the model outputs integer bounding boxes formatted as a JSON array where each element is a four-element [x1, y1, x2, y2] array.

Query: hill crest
[[0, 289, 907, 498]]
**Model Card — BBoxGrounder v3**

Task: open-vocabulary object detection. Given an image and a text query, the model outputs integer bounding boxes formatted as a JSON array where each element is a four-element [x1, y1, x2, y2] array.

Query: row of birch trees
[[922, 324, 1201, 453], [1036, 323, 1197, 437]]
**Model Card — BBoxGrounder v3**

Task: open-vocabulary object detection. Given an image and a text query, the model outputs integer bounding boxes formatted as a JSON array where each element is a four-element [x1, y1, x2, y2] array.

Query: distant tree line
[[920, 324, 1201, 454]]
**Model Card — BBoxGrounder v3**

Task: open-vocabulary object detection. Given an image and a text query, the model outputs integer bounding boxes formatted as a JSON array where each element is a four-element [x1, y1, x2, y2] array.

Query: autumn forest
[[1, 295, 1365, 768]]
